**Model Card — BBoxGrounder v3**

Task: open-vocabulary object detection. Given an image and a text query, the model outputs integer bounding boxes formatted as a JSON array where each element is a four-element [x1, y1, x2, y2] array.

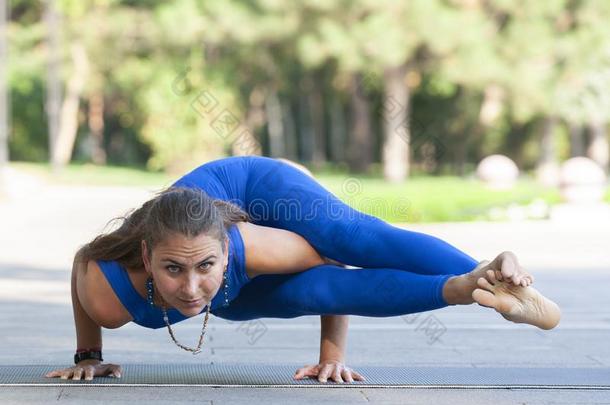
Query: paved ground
[[0, 174, 609, 403]]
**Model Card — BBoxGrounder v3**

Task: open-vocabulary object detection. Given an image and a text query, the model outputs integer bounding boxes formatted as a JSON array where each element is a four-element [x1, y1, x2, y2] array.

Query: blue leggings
[[175, 156, 479, 321]]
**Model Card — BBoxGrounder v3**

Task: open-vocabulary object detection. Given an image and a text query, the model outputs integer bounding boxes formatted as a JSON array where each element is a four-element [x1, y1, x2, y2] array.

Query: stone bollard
[[559, 157, 606, 204], [476, 154, 519, 190], [550, 157, 610, 222]]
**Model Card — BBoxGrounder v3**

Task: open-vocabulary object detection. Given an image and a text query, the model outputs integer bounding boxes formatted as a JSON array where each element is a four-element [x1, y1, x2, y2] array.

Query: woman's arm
[[237, 221, 335, 278], [72, 249, 103, 353], [319, 314, 349, 364], [45, 249, 123, 380]]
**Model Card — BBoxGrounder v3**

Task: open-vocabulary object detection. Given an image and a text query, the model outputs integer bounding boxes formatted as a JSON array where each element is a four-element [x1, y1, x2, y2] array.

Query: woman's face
[[142, 232, 229, 316]]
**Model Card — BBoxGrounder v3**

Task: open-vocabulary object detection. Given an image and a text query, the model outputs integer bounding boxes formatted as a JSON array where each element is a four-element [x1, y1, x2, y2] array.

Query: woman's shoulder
[[80, 260, 133, 328]]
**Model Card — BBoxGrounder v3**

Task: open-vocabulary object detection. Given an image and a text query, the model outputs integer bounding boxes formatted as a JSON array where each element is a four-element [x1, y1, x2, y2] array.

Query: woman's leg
[[213, 264, 455, 321], [245, 157, 478, 277]]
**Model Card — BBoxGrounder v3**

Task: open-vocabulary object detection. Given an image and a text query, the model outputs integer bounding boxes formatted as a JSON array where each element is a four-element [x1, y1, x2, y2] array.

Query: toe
[[472, 288, 497, 308], [486, 270, 497, 284], [477, 276, 494, 291]]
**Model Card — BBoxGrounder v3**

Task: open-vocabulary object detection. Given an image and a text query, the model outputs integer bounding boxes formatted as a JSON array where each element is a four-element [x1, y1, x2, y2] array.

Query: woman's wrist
[[76, 358, 102, 366], [319, 315, 348, 364], [74, 347, 103, 364], [76, 346, 102, 354], [319, 348, 345, 363]]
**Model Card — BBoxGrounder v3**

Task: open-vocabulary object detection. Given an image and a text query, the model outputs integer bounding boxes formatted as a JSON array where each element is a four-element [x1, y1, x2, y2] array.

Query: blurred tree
[[554, 0, 610, 171], [5, 0, 610, 177], [44, 0, 61, 170], [0, 0, 8, 175]]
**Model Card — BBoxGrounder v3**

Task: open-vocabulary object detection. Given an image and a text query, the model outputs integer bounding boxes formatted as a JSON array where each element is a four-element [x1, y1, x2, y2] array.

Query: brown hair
[[80, 186, 249, 270]]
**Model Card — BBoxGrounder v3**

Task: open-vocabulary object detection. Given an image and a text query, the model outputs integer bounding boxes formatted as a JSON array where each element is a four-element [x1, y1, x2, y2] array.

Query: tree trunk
[[88, 91, 106, 164], [309, 78, 326, 167], [479, 84, 504, 126], [281, 100, 298, 160], [45, 0, 61, 171], [535, 116, 560, 186], [297, 77, 314, 162], [232, 87, 263, 156], [587, 119, 609, 172], [569, 122, 585, 157], [52, 42, 89, 168], [264, 88, 285, 158], [454, 139, 467, 176], [329, 94, 346, 163], [382, 64, 410, 182], [538, 116, 558, 165], [347, 73, 372, 173]]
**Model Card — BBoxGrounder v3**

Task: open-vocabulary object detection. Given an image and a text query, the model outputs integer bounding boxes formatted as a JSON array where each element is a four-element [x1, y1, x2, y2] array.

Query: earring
[[146, 276, 155, 306], [222, 265, 229, 307]]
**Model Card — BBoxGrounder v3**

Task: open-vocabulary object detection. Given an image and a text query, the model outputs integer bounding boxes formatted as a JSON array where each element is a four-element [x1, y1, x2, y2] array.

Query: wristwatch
[[74, 350, 103, 364]]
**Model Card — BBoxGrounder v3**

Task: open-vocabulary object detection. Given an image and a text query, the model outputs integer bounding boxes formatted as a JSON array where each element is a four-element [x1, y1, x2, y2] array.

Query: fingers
[[44, 369, 65, 378], [332, 366, 366, 383], [317, 363, 333, 383], [341, 368, 354, 383], [341, 367, 365, 382], [73, 368, 84, 380], [110, 368, 122, 378], [351, 369, 366, 381], [331, 367, 344, 383], [105, 364, 122, 378], [293, 363, 364, 384], [84, 366, 95, 380], [293, 365, 319, 380], [45, 364, 122, 381], [59, 369, 74, 380]]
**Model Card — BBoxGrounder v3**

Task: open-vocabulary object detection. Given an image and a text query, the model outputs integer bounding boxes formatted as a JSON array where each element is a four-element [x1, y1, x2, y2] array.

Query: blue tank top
[[97, 223, 250, 329]]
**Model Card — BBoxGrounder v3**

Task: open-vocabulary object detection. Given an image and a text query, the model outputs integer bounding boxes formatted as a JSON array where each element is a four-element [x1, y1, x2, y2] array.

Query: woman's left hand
[[293, 360, 365, 383]]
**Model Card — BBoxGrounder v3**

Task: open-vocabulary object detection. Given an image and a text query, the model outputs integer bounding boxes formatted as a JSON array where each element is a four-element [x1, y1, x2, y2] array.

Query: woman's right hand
[[44, 359, 122, 381]]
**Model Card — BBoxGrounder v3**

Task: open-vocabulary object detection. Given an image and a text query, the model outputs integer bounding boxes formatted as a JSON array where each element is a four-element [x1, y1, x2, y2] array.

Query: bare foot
[[488, 251, 534, 287], [472, 269, 561, 330], [444, 260, 496, 305]]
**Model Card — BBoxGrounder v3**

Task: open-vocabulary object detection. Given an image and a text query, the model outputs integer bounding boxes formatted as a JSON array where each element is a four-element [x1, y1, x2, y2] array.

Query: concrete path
[[1, 179, 609, 404]]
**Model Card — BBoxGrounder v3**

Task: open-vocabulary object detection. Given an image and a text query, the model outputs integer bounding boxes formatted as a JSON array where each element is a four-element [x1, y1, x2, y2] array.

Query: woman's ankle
[[442, 274, 475, 305]]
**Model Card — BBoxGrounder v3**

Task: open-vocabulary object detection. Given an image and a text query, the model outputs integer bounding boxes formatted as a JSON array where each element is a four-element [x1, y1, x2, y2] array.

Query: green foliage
[[5, 0, 610, 173]]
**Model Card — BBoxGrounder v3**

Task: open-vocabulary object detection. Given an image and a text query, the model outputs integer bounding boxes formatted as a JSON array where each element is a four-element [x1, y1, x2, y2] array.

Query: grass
[[315, 174, 563, 223], [9, 161, 172, 187], [8, 160, 608, 223]]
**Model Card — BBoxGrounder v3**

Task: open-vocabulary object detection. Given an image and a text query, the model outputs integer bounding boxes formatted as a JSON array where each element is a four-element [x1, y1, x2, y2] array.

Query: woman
[[44, 156, 560, 383]]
